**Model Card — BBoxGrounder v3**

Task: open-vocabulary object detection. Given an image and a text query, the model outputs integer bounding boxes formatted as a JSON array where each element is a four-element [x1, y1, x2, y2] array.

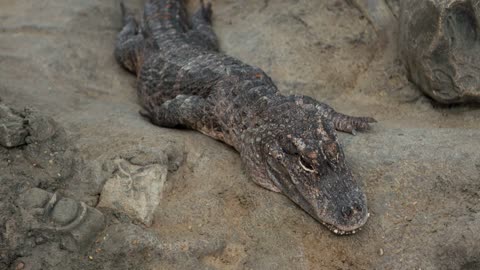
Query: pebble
[[15, 262, 25, 270], [35, 236, 47, 245]]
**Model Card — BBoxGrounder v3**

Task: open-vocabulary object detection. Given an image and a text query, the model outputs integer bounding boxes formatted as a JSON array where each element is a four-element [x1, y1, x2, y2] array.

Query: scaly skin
[[114, 0, 376, 234]]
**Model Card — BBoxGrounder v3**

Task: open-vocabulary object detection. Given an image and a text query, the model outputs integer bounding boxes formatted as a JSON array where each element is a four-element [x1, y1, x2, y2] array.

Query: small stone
[[35, 236, 47, 245], [17, 188, 50, 209], [0, 105, 28, 148], [69, 204, 105, 251], [88, 256, 93, 261], [379, 248, 384, 256], [15, 262, 25, 270], [51, 198, 79, 225]]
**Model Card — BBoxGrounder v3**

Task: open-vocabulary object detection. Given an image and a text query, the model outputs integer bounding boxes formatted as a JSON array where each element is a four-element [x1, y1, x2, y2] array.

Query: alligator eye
[[299, 156, 315, 173], [282, 141, 298, 155], [323, 141, 340, 164]]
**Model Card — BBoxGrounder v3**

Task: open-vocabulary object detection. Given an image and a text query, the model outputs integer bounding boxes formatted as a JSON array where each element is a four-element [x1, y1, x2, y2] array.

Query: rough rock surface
[[0, 105, 27, 147], [399, 0, 480, 104], [98, 148, 169, 226], [0, 107, 106, 269], [0, 0, 479, 270], [355, 0, 480, 104]]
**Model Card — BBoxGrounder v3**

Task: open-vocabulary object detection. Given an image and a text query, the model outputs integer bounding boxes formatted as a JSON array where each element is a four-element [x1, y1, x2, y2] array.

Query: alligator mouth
[[319, 213, 369, 235]]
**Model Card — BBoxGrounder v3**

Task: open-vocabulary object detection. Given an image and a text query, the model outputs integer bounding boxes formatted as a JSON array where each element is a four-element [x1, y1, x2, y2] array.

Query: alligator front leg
[[292, 95, 376, 135], [328, 110, 376, 135], [141, 95, 227, 143], [141, 95, 208, 128]]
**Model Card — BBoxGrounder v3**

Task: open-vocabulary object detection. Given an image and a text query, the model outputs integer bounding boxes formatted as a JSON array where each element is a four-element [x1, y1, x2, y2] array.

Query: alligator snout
[[341, 203, 363, 219]]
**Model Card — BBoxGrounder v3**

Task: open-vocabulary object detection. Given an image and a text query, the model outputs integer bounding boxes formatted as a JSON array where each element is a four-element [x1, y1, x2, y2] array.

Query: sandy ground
[[1, 0, 479, 269]]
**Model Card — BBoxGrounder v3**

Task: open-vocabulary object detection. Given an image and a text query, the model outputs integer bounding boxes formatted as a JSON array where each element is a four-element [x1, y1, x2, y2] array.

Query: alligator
[[114, 0, 376, 235]]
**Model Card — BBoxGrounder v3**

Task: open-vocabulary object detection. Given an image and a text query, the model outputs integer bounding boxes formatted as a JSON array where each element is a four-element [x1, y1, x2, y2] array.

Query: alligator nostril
[[341, 206, 354, 218], [353, 203, 362, 213], [342, 203, 363, 219]]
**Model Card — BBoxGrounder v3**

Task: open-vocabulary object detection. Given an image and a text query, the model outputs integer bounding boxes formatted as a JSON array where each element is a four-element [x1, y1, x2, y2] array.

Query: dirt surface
[[0, 0, 479, 269]]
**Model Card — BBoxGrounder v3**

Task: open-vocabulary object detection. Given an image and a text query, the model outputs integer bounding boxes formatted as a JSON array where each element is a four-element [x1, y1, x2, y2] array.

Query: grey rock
[[399, 0, 480, 103], [0, 104, 27, 148], [34, 236, 46, 245], [16, 188, 105, 252], [98, 148, 169, 226], [51, 198, 78, 225], [24, 107, 62, 143], [0, 121, 27, 148], [351, 0, 397, 33], [16, 188, 50, 209], [69, 206, 105, 251]]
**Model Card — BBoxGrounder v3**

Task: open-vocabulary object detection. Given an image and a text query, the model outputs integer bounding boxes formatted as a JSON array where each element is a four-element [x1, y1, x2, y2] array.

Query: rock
[[0, 104, 66, 148], [68, 206, 105, 251], [51, 198, 78, 225], [0, 121, 27, 148], [16, 188, 50, 209], [399, 0, 480, 104], [34, 236, 46, 245], [350, 0, 397, 34], [16, 188, 105, 252], [0, 104, 27, 148], [23, 108, 59, 143], [15, 261, 25, 270], [98, 148, 169, 226]]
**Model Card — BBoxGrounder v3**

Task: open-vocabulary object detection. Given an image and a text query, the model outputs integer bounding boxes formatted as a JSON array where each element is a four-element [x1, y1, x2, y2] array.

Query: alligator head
[[242, 102, 369, 235]]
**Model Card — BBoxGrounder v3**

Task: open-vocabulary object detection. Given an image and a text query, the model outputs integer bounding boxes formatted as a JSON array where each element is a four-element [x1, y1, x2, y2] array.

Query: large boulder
[[399, 0, 480, 104]]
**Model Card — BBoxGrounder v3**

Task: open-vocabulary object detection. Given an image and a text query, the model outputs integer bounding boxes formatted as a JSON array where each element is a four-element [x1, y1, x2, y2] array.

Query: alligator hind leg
[[115, 2, 146, 74], [186, 0, 219, 51]]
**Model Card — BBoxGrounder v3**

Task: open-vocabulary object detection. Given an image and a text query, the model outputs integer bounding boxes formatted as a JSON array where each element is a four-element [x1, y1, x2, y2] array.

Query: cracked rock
[[98, 148, 169, 226], [0, 104, 27, 148]]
